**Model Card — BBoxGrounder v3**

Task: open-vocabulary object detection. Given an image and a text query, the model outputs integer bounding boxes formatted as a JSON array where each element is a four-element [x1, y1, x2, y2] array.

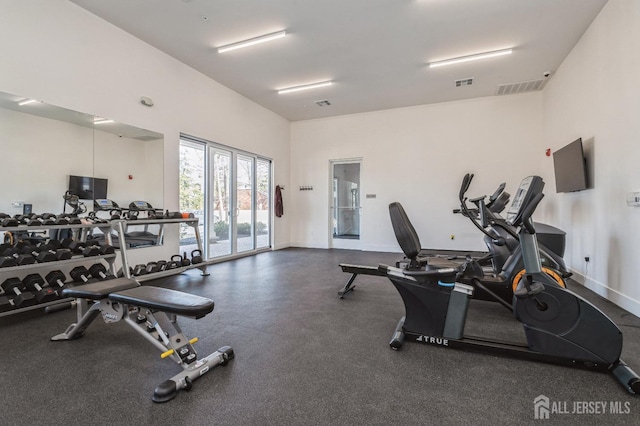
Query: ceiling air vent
[[496, 79, 547, 95], [315, 100, 331, 107], [455, 78, 474, 87]]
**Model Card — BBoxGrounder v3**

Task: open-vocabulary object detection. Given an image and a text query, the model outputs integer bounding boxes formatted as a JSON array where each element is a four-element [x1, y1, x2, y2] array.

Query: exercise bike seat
[[61, 278, 140, 299], [109, 286, 215, 319]]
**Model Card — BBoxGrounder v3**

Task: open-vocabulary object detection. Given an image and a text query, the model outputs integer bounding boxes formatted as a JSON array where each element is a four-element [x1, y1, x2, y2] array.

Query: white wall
[[540, 0, 640, 315], [0, 0, 291, 252], [290, 93, 545, 252]]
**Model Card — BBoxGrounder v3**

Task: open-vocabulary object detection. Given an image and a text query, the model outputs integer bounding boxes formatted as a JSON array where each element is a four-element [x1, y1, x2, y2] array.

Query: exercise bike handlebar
[[520, 193, 544, 234], [488, 182, 506, 203], [459, 173, 474, 202], [458, 178, 507, 246]]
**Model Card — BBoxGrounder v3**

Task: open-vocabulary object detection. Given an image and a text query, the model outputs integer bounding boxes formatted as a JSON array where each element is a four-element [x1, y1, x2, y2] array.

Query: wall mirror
[[0, 90, 164, 221]]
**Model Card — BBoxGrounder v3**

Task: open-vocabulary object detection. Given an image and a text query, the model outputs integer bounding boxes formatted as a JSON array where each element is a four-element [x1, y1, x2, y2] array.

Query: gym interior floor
[[2, 248, 640, 425]]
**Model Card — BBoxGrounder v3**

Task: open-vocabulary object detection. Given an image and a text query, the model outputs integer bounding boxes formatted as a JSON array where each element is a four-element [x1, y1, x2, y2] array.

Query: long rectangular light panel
[[429, 49, 512, 68], [278, 81, 333, 94], [218, 30, 287, 53]]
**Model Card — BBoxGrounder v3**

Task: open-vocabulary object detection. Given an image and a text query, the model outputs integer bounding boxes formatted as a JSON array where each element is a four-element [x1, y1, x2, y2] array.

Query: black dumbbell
[[89, 263, 115, 281], [45, 240, 72, 260], [67, 241, 87, 254], [145, 261, 161, 273], [70, 266, 95, 284], [0, 295, 13, 312], [131, 264, 147, 276], [68, 216, 82, 225], [1, 217, 19, 227], [14, 252, 36, 265], [13, 215, 29, 225], [4, 247, 36, 266], [0, 246, 35, 268], [0, 254, 17, 268], [22, 244, 57, 263], [37, 214, 57, 225], [54, 216, 69, 225], [27, 217, 42, 226], [82, 245, 101, 257], [22, 274, 58, 302], [100, 245, 116, 255], [45, 270, 68, 290], [1, 277, 35, 307], [191, 249, 203, 264]]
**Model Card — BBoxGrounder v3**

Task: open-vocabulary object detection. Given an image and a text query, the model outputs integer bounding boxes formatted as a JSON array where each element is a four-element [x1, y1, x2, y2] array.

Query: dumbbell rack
[[0, 222, 117, 318], [113, 217, 208, 282]]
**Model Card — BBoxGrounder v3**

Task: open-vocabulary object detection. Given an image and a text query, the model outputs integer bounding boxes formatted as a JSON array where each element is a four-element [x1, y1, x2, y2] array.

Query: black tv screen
[[68, 175, 108, 199], [553, 138, 588, 193]]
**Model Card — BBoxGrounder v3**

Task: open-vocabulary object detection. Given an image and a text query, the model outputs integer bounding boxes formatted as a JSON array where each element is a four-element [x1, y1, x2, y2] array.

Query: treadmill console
[[94, 199, 120, 211]]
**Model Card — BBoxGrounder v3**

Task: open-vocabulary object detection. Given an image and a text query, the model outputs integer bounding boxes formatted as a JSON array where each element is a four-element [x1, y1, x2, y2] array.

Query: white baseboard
[[570, 269, 640, 318], [272, 242, 291, 250], [288, 241, 330, 249]]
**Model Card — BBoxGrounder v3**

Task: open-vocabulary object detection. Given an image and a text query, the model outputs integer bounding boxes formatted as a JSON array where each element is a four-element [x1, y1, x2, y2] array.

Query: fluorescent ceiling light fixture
[[278, 81, 333, 94], [18, 99, 38, 106], [93, 118, 114, 124], [429, 48, 512, 68], [217, 30, 287, 53]]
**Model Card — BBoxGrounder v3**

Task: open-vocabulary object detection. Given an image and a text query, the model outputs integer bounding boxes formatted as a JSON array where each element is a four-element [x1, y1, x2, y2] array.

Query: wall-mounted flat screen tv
[[552, 138, 588, 193], [68, 175, 108, 199]]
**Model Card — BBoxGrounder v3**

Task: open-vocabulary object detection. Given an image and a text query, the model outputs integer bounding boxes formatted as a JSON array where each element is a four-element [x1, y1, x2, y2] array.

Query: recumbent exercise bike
[[380, 176, 640, 394]]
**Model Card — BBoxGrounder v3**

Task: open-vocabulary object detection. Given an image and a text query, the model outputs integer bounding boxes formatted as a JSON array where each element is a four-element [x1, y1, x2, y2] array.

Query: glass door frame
[[329, 158, 362, 250], [179, 134, 273, 262]]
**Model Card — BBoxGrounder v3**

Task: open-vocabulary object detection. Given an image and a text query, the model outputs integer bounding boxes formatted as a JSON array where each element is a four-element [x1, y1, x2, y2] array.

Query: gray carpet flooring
[[1, 247, 640, 425]]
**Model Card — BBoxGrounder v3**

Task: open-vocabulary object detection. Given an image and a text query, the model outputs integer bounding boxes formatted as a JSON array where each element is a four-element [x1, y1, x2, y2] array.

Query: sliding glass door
[[210, 148, 232, 258], [180, 135, 272, 260]]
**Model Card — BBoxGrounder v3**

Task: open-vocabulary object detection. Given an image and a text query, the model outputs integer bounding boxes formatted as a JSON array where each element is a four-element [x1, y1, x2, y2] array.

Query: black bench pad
[[61, 278, 140, 299], [109, 286, 214, 319]]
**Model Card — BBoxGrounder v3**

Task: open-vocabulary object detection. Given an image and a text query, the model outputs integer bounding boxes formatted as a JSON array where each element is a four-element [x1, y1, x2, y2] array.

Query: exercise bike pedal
[[514, 275, 545, 298]]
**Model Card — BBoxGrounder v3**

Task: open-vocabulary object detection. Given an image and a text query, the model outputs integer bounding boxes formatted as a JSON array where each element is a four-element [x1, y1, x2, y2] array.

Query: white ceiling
[[70, 0, 608, 122]]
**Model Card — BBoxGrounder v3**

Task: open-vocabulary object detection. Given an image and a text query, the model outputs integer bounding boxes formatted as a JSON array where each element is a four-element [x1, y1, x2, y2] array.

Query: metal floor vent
[[315, 100, 331, 107], [496, 79, 547, 95], [455, 78, 474, 87]]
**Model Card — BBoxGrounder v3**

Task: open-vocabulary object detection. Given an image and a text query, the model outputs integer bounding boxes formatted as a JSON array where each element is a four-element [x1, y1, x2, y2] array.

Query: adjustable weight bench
[[51, 278, 234, 403]]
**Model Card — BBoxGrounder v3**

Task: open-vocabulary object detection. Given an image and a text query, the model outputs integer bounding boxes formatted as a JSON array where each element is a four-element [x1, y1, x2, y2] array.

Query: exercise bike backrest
[[388, 202, 422, 270]]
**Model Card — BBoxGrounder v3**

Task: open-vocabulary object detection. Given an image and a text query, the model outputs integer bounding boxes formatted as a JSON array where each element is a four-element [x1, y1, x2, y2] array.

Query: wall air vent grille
[[496, 79, 547, 95], [455, 78, 474, 87]]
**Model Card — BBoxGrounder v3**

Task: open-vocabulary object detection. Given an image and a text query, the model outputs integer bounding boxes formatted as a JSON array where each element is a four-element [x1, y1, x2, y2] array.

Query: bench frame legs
[[52, 297, 234, 402]]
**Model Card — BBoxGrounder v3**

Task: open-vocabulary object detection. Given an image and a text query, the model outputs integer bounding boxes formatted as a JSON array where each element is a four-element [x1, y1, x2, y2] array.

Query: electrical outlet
[[11, 201, 24, 208]]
